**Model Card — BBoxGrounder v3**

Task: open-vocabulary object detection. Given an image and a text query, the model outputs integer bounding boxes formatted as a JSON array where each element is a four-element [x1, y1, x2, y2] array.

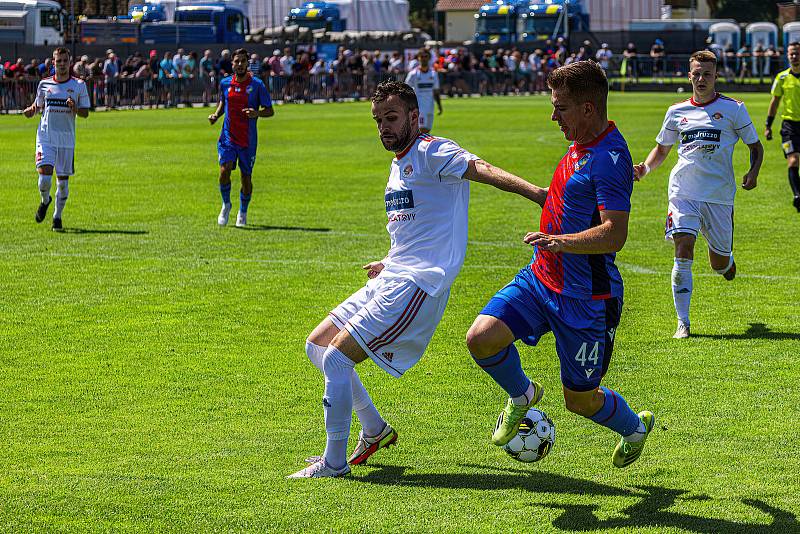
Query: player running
[[466, 60, 654, 469], [208, 48, 274, 228], [634, 50, 763, 339], [765, 41, 800, 212], [404, 48, 442, 133], [288, 81, 547, 478], [24, 47, 90, 232]]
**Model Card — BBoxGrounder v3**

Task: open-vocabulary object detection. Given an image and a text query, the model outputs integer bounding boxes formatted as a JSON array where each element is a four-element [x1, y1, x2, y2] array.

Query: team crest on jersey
[[403, 164, 413, 177], [712, 112, 723, 120], [574, 153, 590, 171], [246, 86, 253, 94]]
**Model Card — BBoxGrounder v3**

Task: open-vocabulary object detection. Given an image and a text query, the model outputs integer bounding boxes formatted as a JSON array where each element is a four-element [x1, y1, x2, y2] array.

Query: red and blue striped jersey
[[219, 73, 271, 148], [531, 121, 633, 300]]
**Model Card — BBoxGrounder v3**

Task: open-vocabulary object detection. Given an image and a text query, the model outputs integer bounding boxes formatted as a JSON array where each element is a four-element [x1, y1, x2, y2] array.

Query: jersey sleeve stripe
[[437, 151, 461, 181], [733, 122, 753, 130]]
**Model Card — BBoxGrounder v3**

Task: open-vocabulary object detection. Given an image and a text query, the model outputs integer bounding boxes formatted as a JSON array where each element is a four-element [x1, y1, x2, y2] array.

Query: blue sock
[[240, 190, 252, 213], [219, 182, 232, 205], [472, 344, 531, 398], [589, 386, 641, 437]]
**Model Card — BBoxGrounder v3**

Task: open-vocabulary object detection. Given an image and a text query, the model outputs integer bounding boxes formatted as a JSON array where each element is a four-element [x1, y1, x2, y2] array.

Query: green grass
[[1, 93, 798, 532]]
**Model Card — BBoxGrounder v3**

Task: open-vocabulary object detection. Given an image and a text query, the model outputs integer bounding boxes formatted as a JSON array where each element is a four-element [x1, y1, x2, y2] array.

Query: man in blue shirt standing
[[466, 60, 655, 468], [209, 48, 274, 227]]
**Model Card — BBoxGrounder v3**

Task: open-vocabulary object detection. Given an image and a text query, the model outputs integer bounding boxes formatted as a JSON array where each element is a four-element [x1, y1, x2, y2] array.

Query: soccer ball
[[501, 408, 555, 463]]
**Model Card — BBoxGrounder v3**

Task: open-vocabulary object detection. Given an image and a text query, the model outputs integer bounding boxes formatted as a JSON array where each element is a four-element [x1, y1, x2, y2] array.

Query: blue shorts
[[218, 142, 256, 176], [480, 267, 622, 392]]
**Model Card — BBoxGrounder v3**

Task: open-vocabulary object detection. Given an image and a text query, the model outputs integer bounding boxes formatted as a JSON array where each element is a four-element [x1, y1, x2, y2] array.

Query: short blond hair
[[690, 50, 717, 70]]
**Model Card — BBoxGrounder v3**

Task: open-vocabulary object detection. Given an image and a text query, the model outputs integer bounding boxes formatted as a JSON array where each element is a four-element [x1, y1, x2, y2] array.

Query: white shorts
[[665, 197, 733, 256], [328, 275, 449, 378], [36, 143, 75, 176], [418, 112, 434, 131]]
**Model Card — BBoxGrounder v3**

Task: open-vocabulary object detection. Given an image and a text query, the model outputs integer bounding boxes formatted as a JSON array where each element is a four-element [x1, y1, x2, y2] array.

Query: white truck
[[0, 0, 64, 45]]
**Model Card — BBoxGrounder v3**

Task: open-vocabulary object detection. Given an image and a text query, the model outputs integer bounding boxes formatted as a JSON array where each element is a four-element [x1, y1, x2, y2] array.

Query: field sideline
[[1, 93, 798, 532]]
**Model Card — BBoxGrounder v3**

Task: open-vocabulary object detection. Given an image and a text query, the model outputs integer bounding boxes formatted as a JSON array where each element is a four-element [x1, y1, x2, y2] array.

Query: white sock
[[38, 174, 52, 204], [512, 381, 536, 406], [54, 179, 69, 219], [306, 340, 385, 438], [321, 345, 355, 469], [671, 258, 693, 325], [623, 420, 647, 443]]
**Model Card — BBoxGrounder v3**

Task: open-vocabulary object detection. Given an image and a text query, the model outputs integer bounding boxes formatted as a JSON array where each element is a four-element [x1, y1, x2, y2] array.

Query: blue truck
[[474, 0, 588, 44], [286, 2, 345, 32], [520, 0, 588, 42], [79, 3, 247, 44]]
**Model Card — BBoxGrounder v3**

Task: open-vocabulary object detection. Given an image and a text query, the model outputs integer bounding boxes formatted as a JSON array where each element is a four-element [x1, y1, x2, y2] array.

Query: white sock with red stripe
[[322, 346, 355, 470], [306, 340, 385, 438]]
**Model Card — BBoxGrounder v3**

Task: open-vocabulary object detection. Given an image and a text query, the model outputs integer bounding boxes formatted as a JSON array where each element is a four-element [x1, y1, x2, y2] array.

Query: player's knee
[[38, 165, 54, 176], [466, 326, 503, 359], [563, 391, 598, 417]]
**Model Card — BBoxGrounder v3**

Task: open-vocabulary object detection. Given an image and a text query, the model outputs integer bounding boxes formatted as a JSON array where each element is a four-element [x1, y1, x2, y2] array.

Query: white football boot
[[218, 203, 232, 226], [235, 211, 247, 228], [673, 322, 691, 339], [287, 459, 350, 479]]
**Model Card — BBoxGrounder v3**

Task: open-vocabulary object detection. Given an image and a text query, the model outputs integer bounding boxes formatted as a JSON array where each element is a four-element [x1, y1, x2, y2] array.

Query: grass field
[[1, 93, 799, 533]]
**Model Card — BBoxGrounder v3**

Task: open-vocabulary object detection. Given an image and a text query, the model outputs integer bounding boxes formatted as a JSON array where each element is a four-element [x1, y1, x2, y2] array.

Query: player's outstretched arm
[[742, 141, 763, 190], [634, 143, 671, 181], [524, 210, 629, 254], [463, 159, 548, 207]]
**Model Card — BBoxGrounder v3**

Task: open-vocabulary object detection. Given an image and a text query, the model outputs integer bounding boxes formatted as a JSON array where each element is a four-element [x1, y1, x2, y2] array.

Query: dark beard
[[382, 117, 415, 152]]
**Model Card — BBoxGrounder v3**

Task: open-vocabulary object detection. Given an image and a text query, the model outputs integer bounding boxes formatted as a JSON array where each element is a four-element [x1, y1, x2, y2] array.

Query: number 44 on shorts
[[575, 341, 600, 379]]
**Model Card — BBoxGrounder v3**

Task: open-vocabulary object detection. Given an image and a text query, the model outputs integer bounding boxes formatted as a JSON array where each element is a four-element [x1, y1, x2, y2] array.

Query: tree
[[711, 0, 779, 23]]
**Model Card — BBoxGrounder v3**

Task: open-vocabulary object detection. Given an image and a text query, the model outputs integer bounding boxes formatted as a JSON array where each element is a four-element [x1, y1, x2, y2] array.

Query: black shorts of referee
[[780, 119, 800, 156]]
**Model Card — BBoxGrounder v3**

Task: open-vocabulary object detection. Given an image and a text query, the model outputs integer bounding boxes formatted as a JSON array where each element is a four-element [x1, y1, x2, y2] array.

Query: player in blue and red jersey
[[209, 48, 274, 227], [466, 61, 655, 468]]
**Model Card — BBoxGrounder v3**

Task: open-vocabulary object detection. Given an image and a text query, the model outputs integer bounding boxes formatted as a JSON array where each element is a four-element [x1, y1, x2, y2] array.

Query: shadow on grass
[[693, 322, 800, 341], [235, 224, 331, 233], [60, 228, 148, 235], [358, 464, 798, 533]]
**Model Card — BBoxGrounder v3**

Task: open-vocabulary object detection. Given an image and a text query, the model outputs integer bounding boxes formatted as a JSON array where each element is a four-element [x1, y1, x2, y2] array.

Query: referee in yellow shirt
[[766, 41, 800, 211]]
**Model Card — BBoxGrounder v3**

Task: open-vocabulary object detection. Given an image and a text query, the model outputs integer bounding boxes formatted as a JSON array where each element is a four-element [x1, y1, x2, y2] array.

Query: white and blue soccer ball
[[501, 407, 555, 463]]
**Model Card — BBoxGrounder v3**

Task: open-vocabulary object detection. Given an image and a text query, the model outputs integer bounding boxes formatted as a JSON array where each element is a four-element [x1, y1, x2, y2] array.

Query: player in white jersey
[[633, 51, 763, 338], [23, 47, 90, 231], [404, 48, 442, 133], [288, 81, 548, 478]]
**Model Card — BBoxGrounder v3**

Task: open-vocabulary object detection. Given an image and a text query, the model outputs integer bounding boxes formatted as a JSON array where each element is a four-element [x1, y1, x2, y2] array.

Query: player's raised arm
[[524, 209, 629, 254], [462, 159, 547, 206]]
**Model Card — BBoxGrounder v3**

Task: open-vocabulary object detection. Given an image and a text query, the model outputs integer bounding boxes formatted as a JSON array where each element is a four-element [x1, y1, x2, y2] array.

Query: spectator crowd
[[0, 37, 789, 112]]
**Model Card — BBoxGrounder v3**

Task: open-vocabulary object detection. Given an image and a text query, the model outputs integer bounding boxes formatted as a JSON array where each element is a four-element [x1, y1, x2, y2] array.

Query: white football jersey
[[405, 67, 439, 115], [656, 93, 758, 205], [34, 77, 91, 148], [381, 134, 478, 297]]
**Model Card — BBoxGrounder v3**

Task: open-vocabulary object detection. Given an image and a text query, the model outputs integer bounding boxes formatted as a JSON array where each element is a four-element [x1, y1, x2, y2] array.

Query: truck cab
[[286, 2, 344, 32], [140, 4, 248, 43], [0, 0, 63, 45], [128, 3, 167, 22], [520, 0, 588, 43], [474, 0, 525, 44]]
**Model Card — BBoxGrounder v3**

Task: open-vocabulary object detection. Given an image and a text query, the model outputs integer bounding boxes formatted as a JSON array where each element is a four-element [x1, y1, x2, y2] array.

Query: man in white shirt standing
[[288, 81, 548, 478], [24, 47, 90, 232], [634, 50, 763, 338], [404, 48, 442, 133]]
